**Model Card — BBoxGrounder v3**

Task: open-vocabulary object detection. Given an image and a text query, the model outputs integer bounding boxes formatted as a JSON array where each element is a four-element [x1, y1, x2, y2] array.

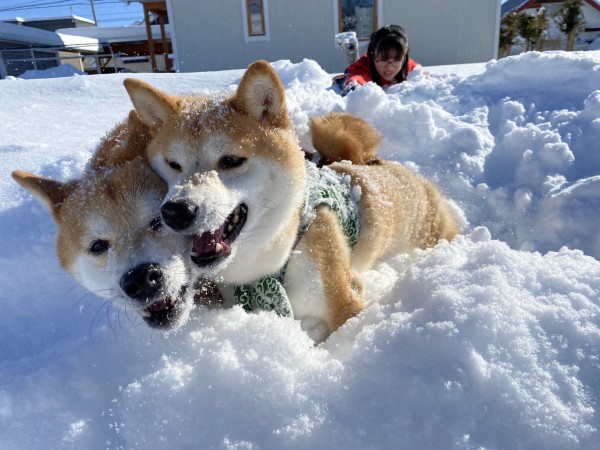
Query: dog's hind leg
[[287, 206, 365, 340]]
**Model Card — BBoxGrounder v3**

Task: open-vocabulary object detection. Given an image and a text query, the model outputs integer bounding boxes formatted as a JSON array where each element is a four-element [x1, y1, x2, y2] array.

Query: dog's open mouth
[[190, 203, 247, 267], [138, 293, 184, 329]]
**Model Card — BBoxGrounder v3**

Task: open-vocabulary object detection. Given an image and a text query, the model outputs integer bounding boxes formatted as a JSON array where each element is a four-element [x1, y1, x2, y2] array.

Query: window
[[338, 0, 377, 40], [241, 0, 269, 42], [246, 0, 265, 36]]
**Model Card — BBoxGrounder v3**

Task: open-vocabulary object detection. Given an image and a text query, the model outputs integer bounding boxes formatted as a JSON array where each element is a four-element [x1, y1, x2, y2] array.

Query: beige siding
[[169, 0, 348, 73], [168, 0, 500, 74], [382, 0, 500, 65]]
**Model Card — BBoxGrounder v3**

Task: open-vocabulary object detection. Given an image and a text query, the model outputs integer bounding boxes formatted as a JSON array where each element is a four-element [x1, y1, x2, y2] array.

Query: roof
[[501, 0, 529, 16], [0, 22, 101, 51], [56, 24, 171, 44], [8, 15, 94, 25]]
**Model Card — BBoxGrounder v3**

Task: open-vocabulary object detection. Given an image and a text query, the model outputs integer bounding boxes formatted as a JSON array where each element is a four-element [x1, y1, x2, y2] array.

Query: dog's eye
[[166, 159, 182, 172], [89, 239, 110, 255], [219, 155, 247, 170], [149, 216, 163, 231]]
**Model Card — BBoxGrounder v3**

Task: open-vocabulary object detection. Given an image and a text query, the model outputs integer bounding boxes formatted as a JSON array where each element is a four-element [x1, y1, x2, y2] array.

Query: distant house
[[0, 13, 172, 78], [502, 0, 600, 51], [128, 0, 500, 74], [5, 15, 96, 32], [0, 20, 100, 78], [57, 24, 173, 73]]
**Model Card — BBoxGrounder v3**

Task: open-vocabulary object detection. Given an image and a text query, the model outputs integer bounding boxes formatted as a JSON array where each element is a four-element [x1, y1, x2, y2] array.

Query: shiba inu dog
[[12, 112, 200, 329], [124, 60, 459, 341]]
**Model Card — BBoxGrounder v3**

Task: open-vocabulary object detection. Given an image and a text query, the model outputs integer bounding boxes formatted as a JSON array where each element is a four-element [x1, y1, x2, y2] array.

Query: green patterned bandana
[[300, 161, 360, 248], [233, 276, 292, 317], [232, 161, 361, 318]]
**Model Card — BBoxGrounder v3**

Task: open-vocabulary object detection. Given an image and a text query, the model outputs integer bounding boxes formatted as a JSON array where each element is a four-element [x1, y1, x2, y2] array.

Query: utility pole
[[90, 0, 98, 26]]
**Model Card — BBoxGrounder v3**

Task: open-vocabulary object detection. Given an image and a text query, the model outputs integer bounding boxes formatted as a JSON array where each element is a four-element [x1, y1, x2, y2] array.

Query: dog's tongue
[[193, 223, 230, 256]]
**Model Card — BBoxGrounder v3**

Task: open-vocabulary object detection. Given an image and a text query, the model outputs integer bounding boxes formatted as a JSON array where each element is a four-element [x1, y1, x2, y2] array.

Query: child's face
[[374, 52, 404, 82]]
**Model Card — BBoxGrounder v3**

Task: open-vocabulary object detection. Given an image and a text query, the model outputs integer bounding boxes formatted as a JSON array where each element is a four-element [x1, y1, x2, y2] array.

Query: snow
[[1, 50, 600, 449], [17, 64, 87, 80]]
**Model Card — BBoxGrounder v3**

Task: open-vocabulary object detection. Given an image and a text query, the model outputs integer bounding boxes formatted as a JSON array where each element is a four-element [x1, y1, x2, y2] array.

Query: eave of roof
[[56, 24, 171, 44], [505, 0, 600, 15], [10, 15, 95, 25], [0, 22, 101, 51]]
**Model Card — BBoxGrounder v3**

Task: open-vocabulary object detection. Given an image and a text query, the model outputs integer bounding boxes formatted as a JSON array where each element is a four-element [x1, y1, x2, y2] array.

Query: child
[[341, 25, 419, 96]]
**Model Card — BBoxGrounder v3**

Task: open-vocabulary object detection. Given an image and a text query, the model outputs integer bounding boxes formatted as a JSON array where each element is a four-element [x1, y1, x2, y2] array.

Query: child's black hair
[[367, 25, 411, 84]]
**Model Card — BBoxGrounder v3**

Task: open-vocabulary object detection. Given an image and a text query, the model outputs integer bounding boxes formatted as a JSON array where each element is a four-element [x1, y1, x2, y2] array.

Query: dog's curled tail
[[310, 112, 382, 166]]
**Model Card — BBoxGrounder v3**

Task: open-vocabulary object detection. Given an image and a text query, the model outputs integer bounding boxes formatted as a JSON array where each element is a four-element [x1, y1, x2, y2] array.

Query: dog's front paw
[[300, 316, 330, 343]]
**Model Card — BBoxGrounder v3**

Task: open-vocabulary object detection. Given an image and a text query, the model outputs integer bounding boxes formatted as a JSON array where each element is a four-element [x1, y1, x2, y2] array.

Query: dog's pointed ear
[[233, 60, 291, 129], [123, 78, 179, 130], [12, 170, 74, 222]]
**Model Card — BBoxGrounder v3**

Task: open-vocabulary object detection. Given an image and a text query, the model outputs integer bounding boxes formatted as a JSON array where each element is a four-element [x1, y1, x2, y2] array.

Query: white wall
[[381, 0, 500, 66], [168, 0, 500, 74], [168, 0, 348, 74]]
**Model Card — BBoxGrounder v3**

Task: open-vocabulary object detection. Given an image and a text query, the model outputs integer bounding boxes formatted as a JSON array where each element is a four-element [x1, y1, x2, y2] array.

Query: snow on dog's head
[[124, 61, 308, 284]]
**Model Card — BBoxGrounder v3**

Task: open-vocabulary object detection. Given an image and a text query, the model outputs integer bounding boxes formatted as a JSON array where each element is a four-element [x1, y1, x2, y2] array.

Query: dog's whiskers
[[88, 299, 111, 340], [106, 304, 119, 336]]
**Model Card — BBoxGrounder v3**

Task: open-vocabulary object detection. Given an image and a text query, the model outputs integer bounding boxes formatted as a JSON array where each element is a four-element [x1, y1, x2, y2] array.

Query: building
[[2, 1, 502, 78], [5, 15, 96, 32], [502, 0, 600, 51], [0, 14, 171, 78], [0, 21, 100, 78], [57, 24, 172, 73], [128, 0, 500, 74]]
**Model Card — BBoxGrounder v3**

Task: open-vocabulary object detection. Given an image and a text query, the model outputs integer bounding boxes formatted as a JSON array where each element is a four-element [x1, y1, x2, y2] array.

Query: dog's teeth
[[139, 309, 152, 318], [215, 242, 222, 253], [232, 214, 240, 224], [169, 297, 176, 306], [227, 224, 234, 233]]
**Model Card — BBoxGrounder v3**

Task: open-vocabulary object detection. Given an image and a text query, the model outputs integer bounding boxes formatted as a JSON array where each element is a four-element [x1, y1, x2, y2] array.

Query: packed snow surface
[[0, 51, 599, 449]]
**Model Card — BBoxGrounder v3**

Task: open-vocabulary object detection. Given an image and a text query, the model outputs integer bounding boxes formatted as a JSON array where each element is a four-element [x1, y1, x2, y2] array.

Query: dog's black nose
[[120, 262, 163, 300], [161, 199, 197, 231]]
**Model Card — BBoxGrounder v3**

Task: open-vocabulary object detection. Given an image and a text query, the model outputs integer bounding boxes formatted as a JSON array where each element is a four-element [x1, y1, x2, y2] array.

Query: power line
[[0, 1, 77, 13], [0, 0, 144, 26], [0, 2, 132, 13], [0, 0, 143, 19], [0, 0, 129, 12]]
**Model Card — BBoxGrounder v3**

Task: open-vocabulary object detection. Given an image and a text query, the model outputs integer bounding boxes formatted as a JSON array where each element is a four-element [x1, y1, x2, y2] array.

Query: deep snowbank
[[0, 51, 599, 449]]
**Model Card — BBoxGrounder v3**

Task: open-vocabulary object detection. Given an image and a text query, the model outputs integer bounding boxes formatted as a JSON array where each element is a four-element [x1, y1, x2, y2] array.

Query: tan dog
[[123, 60, 459, 341], [12, 112, 201, 329]]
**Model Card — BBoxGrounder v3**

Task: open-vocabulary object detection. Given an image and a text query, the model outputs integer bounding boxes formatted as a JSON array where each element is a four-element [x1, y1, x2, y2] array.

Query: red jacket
[[344, 53, 419, 88]]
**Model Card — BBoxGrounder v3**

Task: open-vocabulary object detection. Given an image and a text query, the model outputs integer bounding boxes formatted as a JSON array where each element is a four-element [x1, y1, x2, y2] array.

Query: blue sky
[[0, 0, 144, 27]]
